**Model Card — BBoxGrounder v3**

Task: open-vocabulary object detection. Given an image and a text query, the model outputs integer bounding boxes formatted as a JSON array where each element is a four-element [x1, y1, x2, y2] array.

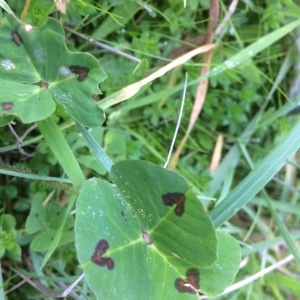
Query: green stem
[[38, 117, 85, 192]]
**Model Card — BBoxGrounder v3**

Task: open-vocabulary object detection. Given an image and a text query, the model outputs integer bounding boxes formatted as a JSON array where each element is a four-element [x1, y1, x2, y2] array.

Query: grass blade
[[40, 196, 76, 269], [209, 121, 300, 228], [38, 117, 85, 191], [77, 123, 113, 173]]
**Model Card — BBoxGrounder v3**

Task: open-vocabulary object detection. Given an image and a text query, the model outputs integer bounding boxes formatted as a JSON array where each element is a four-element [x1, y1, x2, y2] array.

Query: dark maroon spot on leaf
[[186, 268, 200, 290], [91, 239, 114, 270], [92, 252, 107, 266], [142, 232, 152, 245], [162, 192, 186, 217], [12, 31, 23, 46], [174, 201, 185, 217], [175, 278, 190, 293], [175, 268, 200, 294], [1, 102, 13, 110], [162, 192, 185, 205], [96, 239, 109, 252], [69, 65, 90, 82], [106, 258, 114, 270]]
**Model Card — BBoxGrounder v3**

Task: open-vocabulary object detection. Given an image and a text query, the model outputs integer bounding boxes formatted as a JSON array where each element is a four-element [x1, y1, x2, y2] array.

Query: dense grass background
[[0, 0, 300, 299]]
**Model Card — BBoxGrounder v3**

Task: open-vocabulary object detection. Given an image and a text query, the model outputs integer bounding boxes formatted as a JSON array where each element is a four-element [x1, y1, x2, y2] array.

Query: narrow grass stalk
[[77, 123, 113, 173], [40, 196, 76, 269], [38, 117, 85, 192], [0, 163, 71, 183], [263, 192, 300, 264]]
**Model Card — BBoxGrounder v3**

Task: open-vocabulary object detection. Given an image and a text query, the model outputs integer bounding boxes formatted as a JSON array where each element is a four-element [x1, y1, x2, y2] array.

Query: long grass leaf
[[40, 197, 76, 269], [77, 123, 113, 173], [209, 121, 300, 228], [263, 192, 300, 264], [38, 117, 85, 191]]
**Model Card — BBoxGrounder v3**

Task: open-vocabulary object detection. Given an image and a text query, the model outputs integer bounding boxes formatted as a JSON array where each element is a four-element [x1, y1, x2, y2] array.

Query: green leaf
[[1, 214, 16, 231], [0, 115, 13, 127], [30, 230, 74, 252], [5, 243, 21, 261], [0, 214, 21, 261], [0, 16, 106, 126], [201, 231, 241, 296], [25, 198, 46, 234], [75, 160, 226, 299], [111, 160, 217, 267], [26, 198, 74, 252]]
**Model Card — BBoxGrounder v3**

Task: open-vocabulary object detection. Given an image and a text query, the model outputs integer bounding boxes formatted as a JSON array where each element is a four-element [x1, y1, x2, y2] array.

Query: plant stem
[[21, 0, 31, 22]]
